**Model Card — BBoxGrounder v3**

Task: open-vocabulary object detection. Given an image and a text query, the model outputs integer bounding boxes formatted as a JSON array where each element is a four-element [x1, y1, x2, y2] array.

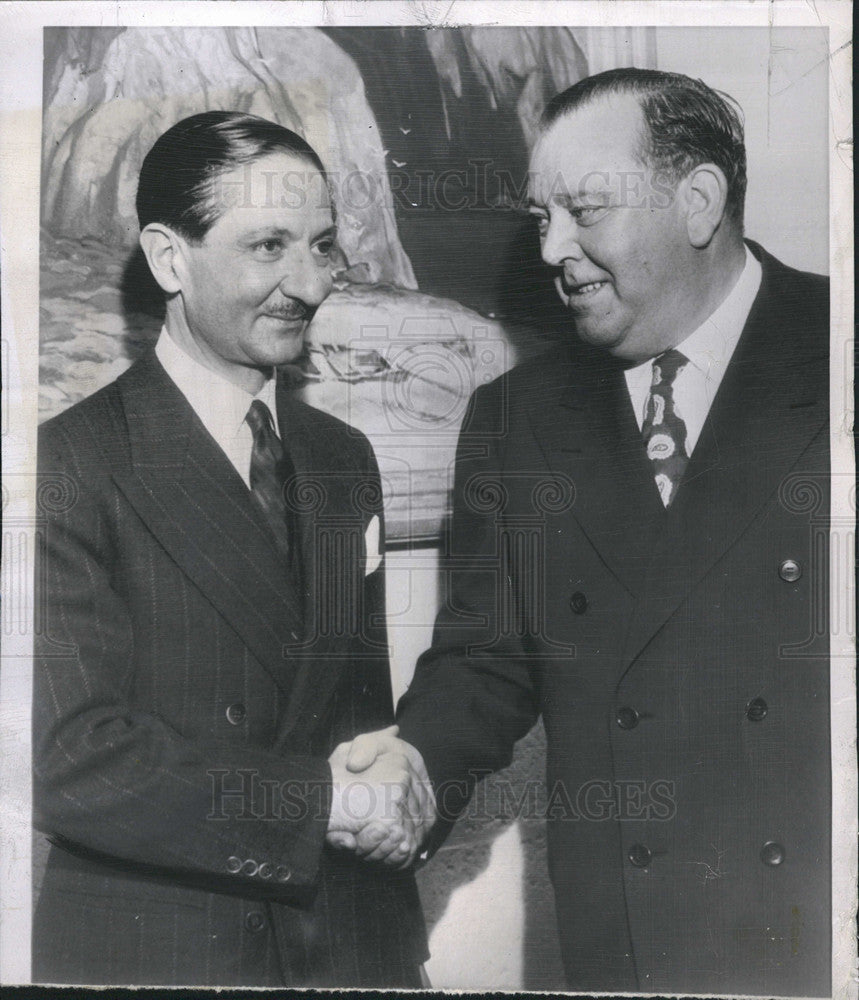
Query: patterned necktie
[[246, 399, 298, 565], [641, 349, 690, 507]]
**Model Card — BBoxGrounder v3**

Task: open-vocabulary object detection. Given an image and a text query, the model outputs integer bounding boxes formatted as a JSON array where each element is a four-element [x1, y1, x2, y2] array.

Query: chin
[[273, 347, 305, 367], [255, 334, 306, 368], [575, 324, 624, 352]]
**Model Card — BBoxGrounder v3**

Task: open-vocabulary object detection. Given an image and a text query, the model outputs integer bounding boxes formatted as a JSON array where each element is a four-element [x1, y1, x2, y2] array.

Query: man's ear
[[139, 223, 185, 294], [683, 163, 730, 248]]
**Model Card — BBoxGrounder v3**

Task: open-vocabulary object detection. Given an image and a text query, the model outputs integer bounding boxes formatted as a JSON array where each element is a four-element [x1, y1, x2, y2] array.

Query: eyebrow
[[528, 191, 611, 211], [240, 224, 338, 242]]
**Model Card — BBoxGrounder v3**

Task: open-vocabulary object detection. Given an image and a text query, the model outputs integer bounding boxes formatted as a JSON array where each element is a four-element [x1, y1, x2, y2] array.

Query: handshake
[[326, 725, 436, 869]]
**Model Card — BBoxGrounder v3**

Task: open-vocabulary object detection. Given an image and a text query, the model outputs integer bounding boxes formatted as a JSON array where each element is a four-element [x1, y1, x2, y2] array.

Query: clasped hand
[[326, 725, 436, 868]]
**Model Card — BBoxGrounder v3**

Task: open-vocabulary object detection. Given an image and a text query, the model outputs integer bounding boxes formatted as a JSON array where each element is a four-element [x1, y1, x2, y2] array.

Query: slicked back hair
[[541, 68, 747, 228], [136, 111, 330, 242]]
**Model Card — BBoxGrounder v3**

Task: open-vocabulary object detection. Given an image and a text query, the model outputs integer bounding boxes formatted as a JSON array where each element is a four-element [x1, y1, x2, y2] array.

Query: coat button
[[616, 706, 640, 730], [258, 862, 274, 879], [760, 841, 785, 866], [778, 559, 802, 582], [746, 697, 768, 721], [245, 910, 267, 933], [226, 855, 242, 873], [275, 865, 292, 882], [241, 859, 258, 876], [628, 843, 652, 868], [225, 703, 246, 725], [569, 592, 588, 614]]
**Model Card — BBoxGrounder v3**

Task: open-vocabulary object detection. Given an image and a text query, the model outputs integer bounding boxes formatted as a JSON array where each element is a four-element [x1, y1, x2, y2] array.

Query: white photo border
[[1, 2, 853, 995]]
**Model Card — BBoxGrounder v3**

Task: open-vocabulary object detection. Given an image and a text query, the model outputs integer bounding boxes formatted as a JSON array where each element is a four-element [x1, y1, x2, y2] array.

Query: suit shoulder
[[755, 245, 829, 330], [468, 344, 582, 420], [39, 377, 129, 470], [788, 273, 828, 337], [773, 260, 828, 306]]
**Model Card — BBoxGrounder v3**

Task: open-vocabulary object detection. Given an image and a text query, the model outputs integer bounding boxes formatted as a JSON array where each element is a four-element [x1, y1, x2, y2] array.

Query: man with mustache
[[33, 112, 433, 987], [393, 69, 831, 994]]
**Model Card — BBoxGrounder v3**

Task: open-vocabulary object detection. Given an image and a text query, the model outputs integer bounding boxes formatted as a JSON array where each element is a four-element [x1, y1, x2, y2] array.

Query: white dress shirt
[[155, 328, 278, 488], [624, 246, 762, 457]]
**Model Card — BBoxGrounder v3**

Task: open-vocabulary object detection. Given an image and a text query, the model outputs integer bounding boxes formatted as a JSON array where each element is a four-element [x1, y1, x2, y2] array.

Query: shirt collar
[[155, 327, 278, 441], [672, 244, 762, 380]]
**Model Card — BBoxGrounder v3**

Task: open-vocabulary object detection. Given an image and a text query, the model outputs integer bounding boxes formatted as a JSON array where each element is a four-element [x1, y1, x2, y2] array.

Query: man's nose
[[540, 216, 584, 268], [278, 246, 333, 307]]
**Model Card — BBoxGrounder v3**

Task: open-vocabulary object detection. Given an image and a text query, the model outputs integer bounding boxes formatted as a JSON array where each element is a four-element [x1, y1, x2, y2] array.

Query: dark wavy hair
[[136, 111, 330, 242], [541, 68, 747, 228]]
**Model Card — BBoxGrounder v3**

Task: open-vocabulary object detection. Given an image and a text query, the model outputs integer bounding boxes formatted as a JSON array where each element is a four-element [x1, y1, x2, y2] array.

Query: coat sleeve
[[396, 381, 541, 829], [33, 416, 332, 900]]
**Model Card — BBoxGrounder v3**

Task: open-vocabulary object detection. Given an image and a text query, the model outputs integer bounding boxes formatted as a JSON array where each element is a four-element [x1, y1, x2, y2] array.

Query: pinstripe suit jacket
[[33, 353, 427, 987]]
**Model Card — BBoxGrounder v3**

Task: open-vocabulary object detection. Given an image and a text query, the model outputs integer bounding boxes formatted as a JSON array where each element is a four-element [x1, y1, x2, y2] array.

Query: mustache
[[265, 299, 312, 321]]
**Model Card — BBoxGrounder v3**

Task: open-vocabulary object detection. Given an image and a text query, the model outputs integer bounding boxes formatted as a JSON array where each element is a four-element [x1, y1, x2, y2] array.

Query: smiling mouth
[[563, 278, 609, 297]]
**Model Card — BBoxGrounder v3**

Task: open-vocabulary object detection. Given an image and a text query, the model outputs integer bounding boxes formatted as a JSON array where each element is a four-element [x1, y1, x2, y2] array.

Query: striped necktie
[[641, 349, 690, 507], [246, 399, 298, 565]]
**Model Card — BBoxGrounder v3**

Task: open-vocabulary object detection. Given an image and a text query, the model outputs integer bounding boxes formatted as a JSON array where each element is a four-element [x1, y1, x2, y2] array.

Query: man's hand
[[326, 725, 436, 868]]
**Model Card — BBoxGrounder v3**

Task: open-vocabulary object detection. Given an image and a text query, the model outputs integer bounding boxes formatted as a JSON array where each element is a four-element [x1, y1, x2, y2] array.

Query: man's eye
[[254, 239, 283, 255], [531, 215, 549, 236], [313, 240, 334, 258], [570, 206, 607, 225]]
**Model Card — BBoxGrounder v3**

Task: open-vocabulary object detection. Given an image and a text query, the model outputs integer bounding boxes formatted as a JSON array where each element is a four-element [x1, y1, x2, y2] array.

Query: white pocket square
[[364, 515, 382, 576]]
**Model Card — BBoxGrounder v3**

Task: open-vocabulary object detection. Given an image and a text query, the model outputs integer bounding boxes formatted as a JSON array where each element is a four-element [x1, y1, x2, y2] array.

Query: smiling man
[[395, 69, 831, 994], [33, 112, 432, 988]]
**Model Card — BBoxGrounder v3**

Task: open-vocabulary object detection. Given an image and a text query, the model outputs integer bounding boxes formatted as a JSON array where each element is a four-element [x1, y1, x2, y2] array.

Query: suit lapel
[[111, 356, 305, 696], [273, 388, 320, 655], [620, 248, 829, 668], [273, 385, 362, 743], [527, 349, 665, 597]]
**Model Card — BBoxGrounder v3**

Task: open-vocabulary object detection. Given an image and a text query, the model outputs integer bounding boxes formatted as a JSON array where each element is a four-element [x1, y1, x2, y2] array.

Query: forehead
[[529, 94, 647, 202], [207, 150, 332, 237]]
